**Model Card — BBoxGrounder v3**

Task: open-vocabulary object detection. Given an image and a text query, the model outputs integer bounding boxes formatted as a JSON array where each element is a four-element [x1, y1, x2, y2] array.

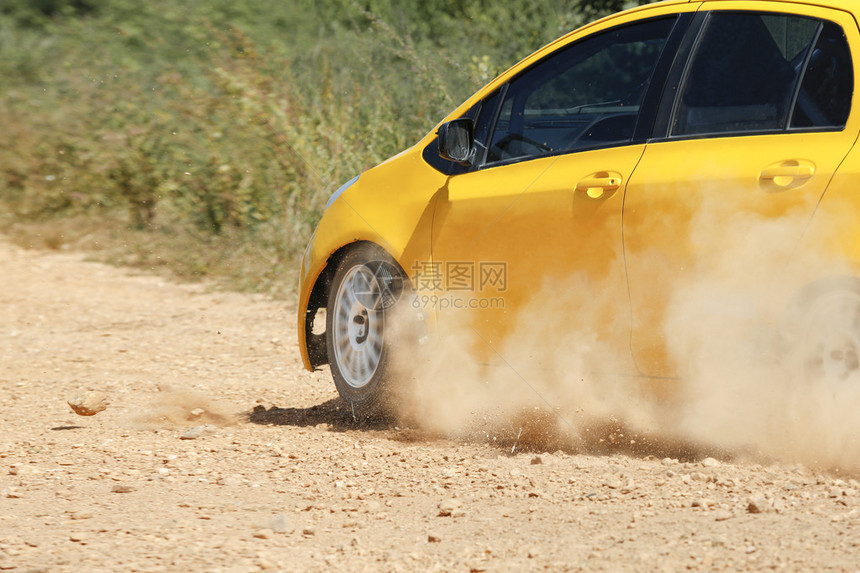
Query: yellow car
[[298, 0, 860, 414]]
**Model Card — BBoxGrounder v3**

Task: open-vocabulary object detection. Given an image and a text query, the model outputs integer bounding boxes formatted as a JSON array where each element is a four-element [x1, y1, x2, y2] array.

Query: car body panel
[[626, 132, 858, 376], [805, 142, 860, 271], [624, 1, 860, 376], [431, 145, 645, 372]]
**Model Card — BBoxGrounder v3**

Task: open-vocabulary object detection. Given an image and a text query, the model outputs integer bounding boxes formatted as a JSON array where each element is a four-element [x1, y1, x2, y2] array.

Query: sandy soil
[[1, 238, 859, 572]]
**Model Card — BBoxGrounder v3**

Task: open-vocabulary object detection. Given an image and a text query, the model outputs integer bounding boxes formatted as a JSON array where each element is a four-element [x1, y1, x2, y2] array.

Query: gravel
[[1, 239, 859, 571]]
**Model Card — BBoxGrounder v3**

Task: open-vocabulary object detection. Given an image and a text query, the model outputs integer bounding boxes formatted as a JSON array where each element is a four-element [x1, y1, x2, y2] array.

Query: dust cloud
[[387, 193, 860, 472], [131, 385, 239, 429], [661, 193, 860, 471]]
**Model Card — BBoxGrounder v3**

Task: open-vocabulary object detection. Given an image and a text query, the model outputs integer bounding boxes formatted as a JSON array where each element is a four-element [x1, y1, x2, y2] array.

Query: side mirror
[[437, 118, 475, 166]]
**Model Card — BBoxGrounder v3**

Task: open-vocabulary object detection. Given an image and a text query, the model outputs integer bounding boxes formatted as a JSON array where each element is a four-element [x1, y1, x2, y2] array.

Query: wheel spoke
[[330, 262, 386, 389], [363, 349, 375, 376]]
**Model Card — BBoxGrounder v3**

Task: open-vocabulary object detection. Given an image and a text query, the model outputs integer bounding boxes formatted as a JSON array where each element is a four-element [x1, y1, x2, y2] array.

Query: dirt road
[[1, 238, 859, 572]]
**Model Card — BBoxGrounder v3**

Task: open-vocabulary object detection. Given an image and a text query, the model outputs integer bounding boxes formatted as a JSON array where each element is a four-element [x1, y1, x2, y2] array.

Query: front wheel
[[325, 244, 406, 417]]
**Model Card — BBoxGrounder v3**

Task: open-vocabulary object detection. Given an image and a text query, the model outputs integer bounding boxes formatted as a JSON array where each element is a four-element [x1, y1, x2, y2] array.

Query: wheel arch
[[300, 240, 406, 371]]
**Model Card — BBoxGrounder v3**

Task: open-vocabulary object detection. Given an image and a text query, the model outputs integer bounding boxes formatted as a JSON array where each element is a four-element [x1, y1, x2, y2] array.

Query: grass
[[0, 0, 649, 298]]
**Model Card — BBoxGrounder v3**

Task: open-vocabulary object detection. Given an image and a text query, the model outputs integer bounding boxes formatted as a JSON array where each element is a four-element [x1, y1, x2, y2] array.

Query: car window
[[672, 12, 851, 136], [486, 17, 676, 165], [791, 21, 853, 129]]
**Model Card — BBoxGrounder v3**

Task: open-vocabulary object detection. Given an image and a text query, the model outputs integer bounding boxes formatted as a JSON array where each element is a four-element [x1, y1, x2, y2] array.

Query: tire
[[325, 243, 407, 417], [787, 277, 860, 390]]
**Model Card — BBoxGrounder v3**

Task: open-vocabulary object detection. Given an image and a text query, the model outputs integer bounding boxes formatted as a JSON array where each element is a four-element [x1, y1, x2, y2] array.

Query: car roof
[[649, 0, 859, 12], [555, 0, 858, 54]]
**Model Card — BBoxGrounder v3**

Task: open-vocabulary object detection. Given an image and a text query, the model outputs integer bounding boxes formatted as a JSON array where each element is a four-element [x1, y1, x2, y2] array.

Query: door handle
[[759, 160, 815, 190], [575, 171, 622, 200]]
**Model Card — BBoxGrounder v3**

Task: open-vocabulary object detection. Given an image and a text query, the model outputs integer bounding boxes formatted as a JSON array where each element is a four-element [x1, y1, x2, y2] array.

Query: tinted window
[[486, 17, 675, 164], [791, 21, 853, 129], [673, 12, 834, 136]]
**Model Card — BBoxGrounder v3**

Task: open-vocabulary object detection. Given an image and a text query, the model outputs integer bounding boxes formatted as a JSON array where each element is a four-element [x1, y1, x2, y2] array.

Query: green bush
[[0, 0, 654, 295]]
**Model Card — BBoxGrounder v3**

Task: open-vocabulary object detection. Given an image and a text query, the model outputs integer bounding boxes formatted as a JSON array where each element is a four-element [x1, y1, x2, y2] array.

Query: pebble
[[180, 425, 219, 440], [604, 477, 623, 490], [67, 392, 109, 416], [9, 466, 39, 476], [438, 498, 463, 517], [267, 514, 292, 534], [747, 496, 770, 514], [692, 498, 716, 509], [69, 532, 89, 543]]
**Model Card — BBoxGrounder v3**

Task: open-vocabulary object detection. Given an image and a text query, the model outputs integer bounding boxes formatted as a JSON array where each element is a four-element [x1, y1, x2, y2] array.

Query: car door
[[427, 6, 696, 375], [623, 2, 859, 377]]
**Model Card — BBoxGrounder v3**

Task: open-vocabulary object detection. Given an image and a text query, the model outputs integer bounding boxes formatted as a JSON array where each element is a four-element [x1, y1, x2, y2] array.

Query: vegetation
[[0, 0, 652, 297]]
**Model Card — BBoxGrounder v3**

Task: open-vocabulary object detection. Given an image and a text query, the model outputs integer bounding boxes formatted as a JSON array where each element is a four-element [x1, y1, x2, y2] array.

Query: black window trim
[[473, 84, 508, 168], [422, 12, 694, 176], [651, 10, 709, 140], [651, 8, 850, 144], [786, 21, 824, 129], [632, 13, 696, 142], [477, 13, 691, 172]]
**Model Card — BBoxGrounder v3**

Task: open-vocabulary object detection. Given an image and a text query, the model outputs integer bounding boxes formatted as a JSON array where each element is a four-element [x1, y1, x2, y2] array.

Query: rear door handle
[[760, 160, 815, 190], [575, 171, 622, 199]]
